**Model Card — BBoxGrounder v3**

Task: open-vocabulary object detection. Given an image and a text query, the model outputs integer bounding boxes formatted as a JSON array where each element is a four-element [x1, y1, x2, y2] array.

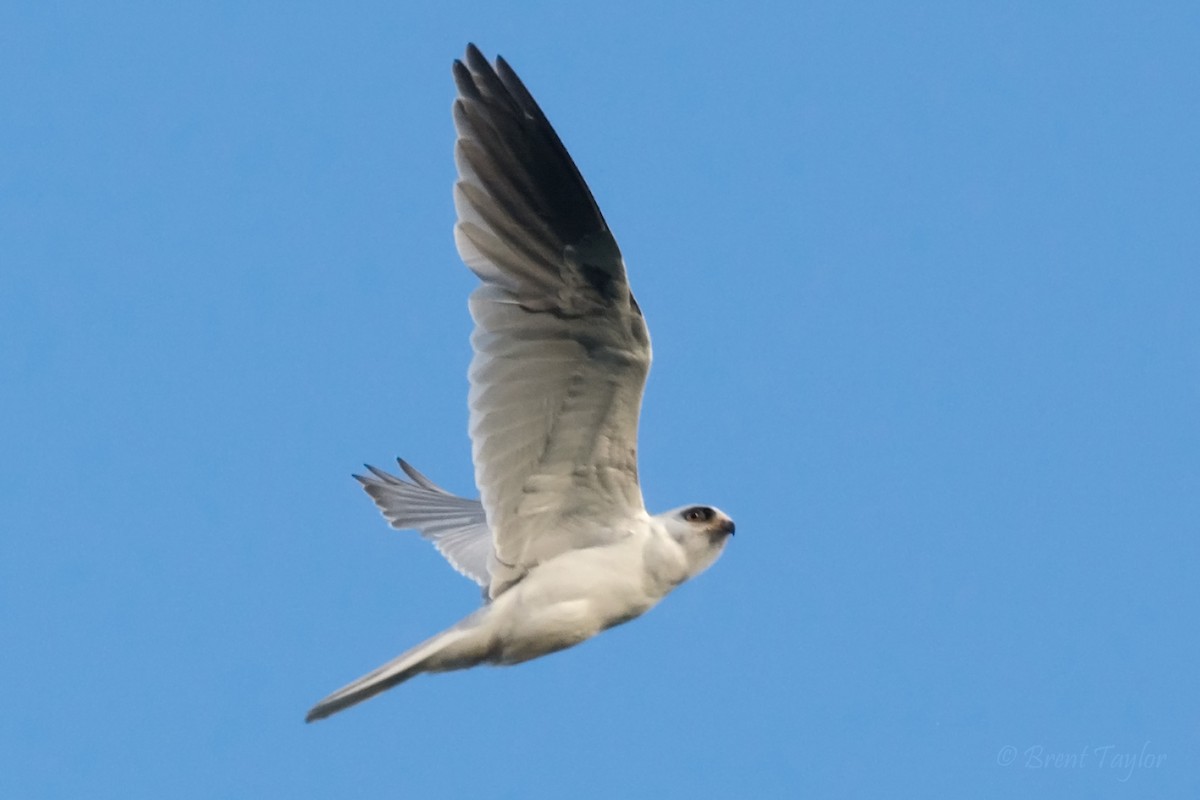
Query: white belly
[[485, 535, 685, 664]]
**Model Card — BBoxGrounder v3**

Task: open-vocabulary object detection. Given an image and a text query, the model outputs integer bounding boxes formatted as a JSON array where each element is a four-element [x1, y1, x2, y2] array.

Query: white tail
[[306, 612, 490, 722]]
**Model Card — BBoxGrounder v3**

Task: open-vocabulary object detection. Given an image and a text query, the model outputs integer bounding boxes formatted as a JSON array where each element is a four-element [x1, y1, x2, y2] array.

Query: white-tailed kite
[[306, 44, 734, 722]]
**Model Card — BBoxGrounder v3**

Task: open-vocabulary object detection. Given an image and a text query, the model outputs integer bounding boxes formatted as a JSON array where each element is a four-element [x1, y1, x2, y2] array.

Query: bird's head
[[656, 504, 735, 580]]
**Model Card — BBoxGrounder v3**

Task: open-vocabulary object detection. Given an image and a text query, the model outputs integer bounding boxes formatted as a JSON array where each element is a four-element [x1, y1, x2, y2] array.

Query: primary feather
[[356, 459, 492, 587], [453, 44, 652, 597]]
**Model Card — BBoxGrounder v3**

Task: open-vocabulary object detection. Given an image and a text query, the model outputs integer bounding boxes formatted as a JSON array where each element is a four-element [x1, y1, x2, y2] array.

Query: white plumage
[[307, 44, 734, 723]]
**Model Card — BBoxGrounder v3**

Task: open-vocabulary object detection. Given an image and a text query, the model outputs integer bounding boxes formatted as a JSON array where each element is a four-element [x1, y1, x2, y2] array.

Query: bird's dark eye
[[682, 507, 714, 523]]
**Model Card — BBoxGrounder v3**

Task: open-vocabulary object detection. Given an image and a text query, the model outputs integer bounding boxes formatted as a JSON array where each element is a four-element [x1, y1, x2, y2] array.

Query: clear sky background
[[2, 2, 1197, 798]]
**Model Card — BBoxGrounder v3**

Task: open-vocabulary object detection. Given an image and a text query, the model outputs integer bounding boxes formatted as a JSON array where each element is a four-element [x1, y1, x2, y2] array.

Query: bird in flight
[[306, 44, 735, 722]]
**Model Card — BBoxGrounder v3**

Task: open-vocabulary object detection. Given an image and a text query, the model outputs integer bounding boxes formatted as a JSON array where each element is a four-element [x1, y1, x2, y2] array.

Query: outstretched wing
[[452, 45, 652, 595], [356, 459, 492, 587]]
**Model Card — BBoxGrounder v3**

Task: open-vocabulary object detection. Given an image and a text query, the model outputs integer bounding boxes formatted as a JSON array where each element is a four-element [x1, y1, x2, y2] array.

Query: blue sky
[[2, 2, 1197, 797]]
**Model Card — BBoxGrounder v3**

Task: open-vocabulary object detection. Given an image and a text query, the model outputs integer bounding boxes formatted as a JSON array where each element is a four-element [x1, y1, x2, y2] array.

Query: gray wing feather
[[356, 459, 492, 587], [452, 45, 652, 596]]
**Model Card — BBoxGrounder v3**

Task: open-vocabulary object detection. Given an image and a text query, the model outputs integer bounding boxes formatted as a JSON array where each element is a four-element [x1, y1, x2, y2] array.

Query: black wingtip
[[397, 457, 422, 481], [452, 59, 477, 98], [365, 463, 398, 483], [464, 42, 489, 71], [353, 463, 393, 486]]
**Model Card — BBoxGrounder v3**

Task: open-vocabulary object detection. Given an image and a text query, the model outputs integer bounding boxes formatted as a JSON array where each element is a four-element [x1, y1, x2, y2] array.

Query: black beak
[[719, 518, 736, 536]]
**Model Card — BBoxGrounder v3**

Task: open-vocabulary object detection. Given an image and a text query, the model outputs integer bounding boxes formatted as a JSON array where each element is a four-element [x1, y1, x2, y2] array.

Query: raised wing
[[356, 459, 492, 587], [452, 45, 652, 595]]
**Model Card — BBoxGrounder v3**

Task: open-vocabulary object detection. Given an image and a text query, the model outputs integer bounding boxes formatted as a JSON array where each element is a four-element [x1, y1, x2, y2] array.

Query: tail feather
[[306, 616, 491, 722]]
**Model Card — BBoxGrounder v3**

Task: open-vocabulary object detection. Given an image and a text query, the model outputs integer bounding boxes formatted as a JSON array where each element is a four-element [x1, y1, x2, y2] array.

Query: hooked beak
[[719, 518, 736, 536]]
